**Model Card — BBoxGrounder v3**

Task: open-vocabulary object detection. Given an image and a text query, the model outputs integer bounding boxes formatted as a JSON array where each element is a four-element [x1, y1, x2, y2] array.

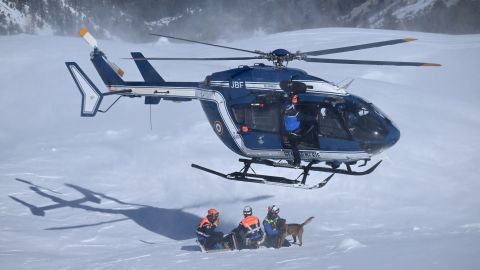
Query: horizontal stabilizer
[[131, 52, 164, 83], [65, 62, 103, 117]]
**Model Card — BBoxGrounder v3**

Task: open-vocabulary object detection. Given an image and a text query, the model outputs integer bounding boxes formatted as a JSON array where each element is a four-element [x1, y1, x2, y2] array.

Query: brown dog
[[277, 216, 314, 247]]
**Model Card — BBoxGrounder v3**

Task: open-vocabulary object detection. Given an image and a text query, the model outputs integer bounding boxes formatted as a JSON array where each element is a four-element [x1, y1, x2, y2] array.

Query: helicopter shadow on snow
[[9, 178, 273, 242]]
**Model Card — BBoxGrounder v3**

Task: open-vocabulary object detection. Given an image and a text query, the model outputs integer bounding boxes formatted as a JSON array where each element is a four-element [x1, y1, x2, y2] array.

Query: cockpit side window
[[293, 104, 320, 149], [317, 104, 350, 140]]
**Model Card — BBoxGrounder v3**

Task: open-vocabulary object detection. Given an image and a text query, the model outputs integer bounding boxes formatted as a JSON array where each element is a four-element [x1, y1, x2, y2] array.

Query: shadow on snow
[[10, 178, 273, 241]]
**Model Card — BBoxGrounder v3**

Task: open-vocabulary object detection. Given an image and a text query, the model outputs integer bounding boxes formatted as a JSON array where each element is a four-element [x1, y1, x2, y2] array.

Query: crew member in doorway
[[283, 96, 302, 167]]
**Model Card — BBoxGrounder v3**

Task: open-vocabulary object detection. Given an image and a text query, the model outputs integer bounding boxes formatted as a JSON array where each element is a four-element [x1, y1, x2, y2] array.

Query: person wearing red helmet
[[284, 101, 302, 167], [196, 208, 224, 250], [283, 93, 318, 168]]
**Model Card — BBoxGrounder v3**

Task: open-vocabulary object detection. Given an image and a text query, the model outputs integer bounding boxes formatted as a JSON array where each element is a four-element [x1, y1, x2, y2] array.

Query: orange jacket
[[199, 216, 212, 228], [240, 215, 262, 236], [197, 216, 217, 237]]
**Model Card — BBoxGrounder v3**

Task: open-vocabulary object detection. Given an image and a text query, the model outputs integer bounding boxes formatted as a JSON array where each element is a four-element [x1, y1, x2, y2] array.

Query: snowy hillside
[[1, 28, 480, 269], [2, 0, 480, 40]]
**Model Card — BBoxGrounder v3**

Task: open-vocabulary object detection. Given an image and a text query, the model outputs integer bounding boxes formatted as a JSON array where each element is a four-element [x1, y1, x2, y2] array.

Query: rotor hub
[[271, 48, 290, 57], [267, 48, 297, 68]]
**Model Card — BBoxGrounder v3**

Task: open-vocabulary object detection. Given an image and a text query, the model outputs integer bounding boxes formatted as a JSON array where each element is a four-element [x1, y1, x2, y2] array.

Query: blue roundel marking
[[213, 120, 223, 136]]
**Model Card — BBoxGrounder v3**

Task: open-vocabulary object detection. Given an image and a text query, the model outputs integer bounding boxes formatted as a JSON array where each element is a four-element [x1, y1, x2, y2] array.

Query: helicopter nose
[[386, 123, 401, 148], [361, 122, 400, 154]]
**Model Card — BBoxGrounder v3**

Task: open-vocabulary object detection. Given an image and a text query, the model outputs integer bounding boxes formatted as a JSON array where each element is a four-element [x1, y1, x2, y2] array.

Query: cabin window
[[232, 105, 280, 133], [318, 105, 350, 140], [293, 104, 320, 149]]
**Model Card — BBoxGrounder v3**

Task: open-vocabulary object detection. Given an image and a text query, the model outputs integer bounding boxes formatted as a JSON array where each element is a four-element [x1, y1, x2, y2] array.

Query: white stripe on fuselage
[[211, 80, 348, 96], [107, 84, 369, 161]]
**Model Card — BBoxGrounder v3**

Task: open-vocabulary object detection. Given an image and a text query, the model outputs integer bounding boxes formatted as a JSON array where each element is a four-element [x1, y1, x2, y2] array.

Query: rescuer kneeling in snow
[[196, 208, 225, 250], [263, 205, 290, 248], [232, 206, 264, 249]]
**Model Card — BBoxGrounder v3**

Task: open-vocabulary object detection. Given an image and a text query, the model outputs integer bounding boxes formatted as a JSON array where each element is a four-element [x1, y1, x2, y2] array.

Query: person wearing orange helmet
[[232, 206, 264, 249], [196, 208, 224, 250]]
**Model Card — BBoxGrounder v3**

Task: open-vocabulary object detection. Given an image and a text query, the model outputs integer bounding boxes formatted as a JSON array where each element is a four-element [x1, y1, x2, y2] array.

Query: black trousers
[[288, 134, 301, 165], [205, 231, 224, 249]]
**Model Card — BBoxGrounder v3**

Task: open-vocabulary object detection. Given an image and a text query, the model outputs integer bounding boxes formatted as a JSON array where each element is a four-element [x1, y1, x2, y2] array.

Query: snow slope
[[1, 28, 480, 269]]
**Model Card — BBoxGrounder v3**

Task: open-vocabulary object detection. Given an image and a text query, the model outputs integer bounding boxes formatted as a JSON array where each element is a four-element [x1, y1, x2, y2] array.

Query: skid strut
[[191, 158, 381, 189]]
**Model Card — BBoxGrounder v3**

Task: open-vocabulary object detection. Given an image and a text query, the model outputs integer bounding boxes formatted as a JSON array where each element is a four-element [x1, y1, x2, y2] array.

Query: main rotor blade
[[303, 57, 441, 67], [303, 38, 417, 56], [126, 56, 262, 61], [150, 33, 262, 55]]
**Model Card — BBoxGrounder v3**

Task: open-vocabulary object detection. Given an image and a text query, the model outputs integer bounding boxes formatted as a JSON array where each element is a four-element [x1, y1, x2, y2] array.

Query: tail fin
[[301, 216, 314, 227], [90, 48, 125, 86], [65, 62, 103, 117], [131, 52, 164, 83], [130, 52, 164, 105]]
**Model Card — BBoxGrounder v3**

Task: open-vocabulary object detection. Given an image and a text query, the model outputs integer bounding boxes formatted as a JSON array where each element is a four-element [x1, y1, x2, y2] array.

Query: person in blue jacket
[[263, 205, 290, 248], [284, 100, 302, 167], [283, 94, 319, 167]]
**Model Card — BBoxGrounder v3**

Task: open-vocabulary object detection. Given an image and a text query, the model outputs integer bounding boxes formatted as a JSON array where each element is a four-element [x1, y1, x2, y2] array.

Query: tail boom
[[108, 82, 199, 101]]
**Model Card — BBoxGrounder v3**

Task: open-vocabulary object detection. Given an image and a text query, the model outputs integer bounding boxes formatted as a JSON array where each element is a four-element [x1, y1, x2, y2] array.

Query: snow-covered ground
[[1, 28, 479, 269]]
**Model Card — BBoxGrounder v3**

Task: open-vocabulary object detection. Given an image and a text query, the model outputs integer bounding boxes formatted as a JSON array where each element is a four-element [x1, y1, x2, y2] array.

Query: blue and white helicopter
[[66, 28, 440, 189]]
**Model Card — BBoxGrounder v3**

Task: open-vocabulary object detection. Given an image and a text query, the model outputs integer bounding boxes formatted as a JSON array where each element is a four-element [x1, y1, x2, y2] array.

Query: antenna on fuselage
[[340, 79, 355, 90], [149, 104, 153, 131]]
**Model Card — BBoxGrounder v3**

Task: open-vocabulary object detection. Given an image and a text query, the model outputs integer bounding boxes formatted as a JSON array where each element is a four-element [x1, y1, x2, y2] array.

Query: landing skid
[[191, 159, 382, 189]]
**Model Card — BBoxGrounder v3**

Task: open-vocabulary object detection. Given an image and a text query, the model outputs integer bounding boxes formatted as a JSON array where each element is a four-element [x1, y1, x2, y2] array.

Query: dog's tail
[[301, 216, 314, 227]]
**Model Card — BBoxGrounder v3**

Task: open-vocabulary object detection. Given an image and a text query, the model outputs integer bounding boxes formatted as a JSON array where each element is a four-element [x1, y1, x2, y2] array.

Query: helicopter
[[66, 27, 440, 189]]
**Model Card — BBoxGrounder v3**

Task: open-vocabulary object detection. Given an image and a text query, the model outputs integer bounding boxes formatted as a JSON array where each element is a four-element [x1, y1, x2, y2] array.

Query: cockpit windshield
[[337, 97, 388, 141]]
